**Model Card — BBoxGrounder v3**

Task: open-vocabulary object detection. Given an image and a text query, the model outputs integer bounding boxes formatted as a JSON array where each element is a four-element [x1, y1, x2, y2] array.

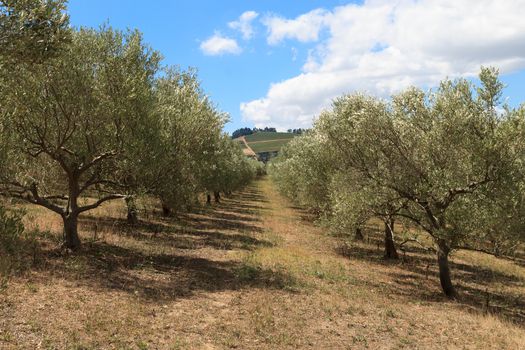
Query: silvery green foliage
[[201, 135, 261, 195], [146, 67, 225, 210], [0, 0, 70, 64], [147, 68, 259, 211], [0, 205, 24, 254], [271, 67, 525, 296], [0, 26, 161, 249], [269, 130, 332, 214], [272, 67, 525, 255]]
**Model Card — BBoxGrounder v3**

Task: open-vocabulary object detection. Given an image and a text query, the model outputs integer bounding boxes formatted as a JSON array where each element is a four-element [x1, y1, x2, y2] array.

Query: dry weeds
[[0, 178, 524, 349]]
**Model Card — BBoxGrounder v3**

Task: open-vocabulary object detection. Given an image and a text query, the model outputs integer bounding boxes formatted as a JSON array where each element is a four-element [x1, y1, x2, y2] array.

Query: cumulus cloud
[[200, 32, 241, 56], [229, 11, 259, 40], [262, 9, 329, 45], [242, 0, 525, 130]]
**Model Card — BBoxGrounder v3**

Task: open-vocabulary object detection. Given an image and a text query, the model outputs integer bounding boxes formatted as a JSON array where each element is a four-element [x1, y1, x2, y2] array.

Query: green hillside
[[245, 132, 296, 143], [244, 132, 296, 154], [249, 139, 290, 153]]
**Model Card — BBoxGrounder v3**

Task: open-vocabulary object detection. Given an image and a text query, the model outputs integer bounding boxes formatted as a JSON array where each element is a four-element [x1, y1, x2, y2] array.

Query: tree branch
[[28, 183, 65, 215], [77, 194, 125, 213], [78, 151, 117, 173], [399, 238, 436, 253]]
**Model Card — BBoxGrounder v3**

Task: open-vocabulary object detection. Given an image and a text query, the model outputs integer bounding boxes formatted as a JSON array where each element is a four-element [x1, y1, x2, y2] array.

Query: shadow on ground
[[335, 225, 525, 326], [26, 182, 293, 303]]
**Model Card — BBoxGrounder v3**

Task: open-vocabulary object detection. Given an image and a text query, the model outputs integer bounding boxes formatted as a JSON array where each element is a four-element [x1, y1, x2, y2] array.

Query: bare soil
[[0, 178, 524, 349]]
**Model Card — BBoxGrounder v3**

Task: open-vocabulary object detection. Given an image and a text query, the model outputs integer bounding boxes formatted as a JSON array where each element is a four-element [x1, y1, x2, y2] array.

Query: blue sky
[[68, 0, 525, 133]]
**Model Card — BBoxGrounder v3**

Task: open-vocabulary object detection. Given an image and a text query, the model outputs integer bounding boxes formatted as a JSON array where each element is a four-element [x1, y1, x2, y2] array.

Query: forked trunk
[[384, 218, 398, 259], [437, 240, 457, 299], [63, 213, 81, 250], [125, 196, 139, 225]]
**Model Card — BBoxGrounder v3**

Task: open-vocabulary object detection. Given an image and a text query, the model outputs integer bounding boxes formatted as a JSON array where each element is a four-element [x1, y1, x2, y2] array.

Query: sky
[[68, 0, 525, 133]]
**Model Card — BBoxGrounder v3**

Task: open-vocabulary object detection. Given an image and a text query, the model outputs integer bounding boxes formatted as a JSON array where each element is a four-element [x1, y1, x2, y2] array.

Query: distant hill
[[235, 132, 297, 161]]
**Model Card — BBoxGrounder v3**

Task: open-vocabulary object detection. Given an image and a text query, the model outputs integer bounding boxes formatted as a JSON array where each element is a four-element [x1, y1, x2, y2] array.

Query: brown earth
[[0, 177, 524, 349]]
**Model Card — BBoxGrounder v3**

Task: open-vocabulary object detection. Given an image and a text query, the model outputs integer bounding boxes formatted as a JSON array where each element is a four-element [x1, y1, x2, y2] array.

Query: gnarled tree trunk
[[125, 196, 139, 225], [63, 213, 81, 250], [384, 218, 398, 259], [437, 239, 457, 298], [214, 191, 221, 203]]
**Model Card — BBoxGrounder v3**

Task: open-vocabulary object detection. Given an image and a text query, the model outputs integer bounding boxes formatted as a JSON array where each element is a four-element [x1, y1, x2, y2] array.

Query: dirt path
[[1, 178, 524, 349], [238, 136, 257, 157]]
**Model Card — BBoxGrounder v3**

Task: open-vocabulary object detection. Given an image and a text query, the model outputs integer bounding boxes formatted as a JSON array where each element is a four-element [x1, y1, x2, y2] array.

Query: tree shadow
[[220, 201, 269, 215], [80, 216, 271, 252], [336, 237, 525, 325], [23, 183, 294, 302], [37, 241, 294, 303], [181, 217, 264, 234]]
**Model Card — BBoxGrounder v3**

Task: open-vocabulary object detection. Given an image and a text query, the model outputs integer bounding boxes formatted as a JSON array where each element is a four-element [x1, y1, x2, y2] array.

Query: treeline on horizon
[[231, 127, 305, 139], [0, 0, 264, 253], [270, 67, 525, 298]]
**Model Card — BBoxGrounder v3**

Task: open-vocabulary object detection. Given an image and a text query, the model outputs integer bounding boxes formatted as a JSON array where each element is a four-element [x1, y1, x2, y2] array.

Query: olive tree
[[328, 173, 404, 258], [0, 0, 70, 64], [269, 131, 333, 214], [314, 95, 405, 258], [273, 67, 524, 298], [1, 0, 69, 192], [318, 68, 522, 298], [200, 135, 259, 203], [149, 67, 226, 215], [0, 27, 160, 250]]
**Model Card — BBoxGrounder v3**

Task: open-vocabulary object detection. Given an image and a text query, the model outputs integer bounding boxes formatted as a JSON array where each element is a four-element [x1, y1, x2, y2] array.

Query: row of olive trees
[[0, 1, 261, 250], [270, 68, 525, 298]]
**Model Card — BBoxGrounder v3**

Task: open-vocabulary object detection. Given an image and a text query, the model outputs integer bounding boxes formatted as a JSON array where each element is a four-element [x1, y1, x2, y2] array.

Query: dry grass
[[0, 177, 524, 349]]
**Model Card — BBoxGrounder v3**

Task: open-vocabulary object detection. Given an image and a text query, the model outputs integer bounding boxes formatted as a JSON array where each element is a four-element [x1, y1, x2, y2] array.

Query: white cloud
[[229, 11, 259, 40], [242, 0, 525, 130], [262, 9, 329, 45], [200, 32, 241, 56]]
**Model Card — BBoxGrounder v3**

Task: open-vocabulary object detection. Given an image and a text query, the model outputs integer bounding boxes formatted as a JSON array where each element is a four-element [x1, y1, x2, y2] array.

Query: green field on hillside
[[243, 132, 296, 153], [249, 139, 291, 153], [244, 132, 296, 143]]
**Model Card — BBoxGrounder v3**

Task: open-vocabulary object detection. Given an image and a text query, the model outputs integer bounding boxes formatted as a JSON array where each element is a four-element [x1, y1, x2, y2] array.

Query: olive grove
[[0, 5, 262, 250], [270, 68, 525, 298]]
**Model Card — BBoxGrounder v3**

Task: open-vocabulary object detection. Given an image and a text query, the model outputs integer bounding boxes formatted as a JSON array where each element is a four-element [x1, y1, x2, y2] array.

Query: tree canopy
[[0, 17, 261, 249], [270, 67, 525, 297]]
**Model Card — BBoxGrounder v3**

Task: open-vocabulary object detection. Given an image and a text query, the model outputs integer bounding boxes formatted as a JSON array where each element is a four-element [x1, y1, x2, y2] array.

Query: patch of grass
[[249, 139, 291, 153], [0, 178, 524, 349], [136, 340, 149, 350], [236, 253, 299, 291], [244, 132, 296, 143]]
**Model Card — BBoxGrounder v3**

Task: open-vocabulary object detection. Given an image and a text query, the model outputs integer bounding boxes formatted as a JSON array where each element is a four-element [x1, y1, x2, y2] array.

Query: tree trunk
[[161, 202, 171, 217], [125, 196, 138, 225], [437, 240, 457, 299], [355, 227, 364, 241], [206, 194, 211, 205], [384, 218, 398, 259], [64, 176, 81, 250], [63, 213, 81, 250], [214, 191, 221, 203]]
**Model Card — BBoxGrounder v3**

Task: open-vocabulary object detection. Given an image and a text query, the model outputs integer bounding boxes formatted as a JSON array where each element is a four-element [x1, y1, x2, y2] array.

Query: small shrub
[[0, 205, 31, 278], [0, 205, 25, 253]]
